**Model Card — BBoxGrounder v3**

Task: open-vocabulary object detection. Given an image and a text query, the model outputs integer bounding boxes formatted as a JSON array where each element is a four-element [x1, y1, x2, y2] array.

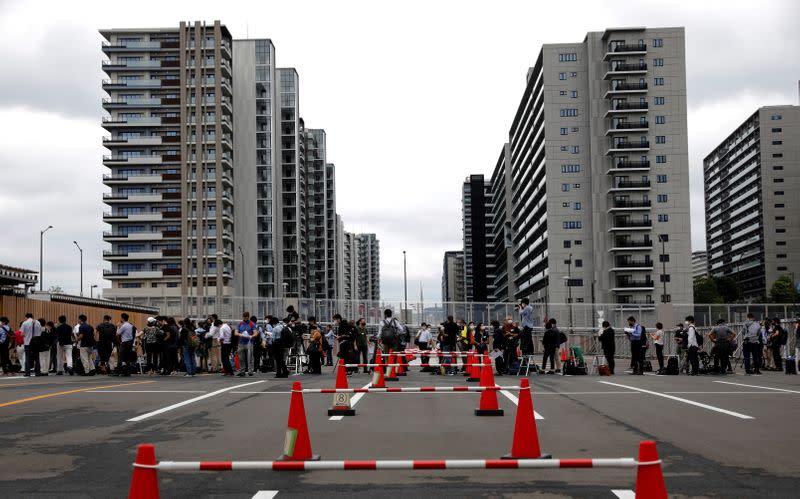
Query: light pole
[[403, 250, 408, 323], [73, 240, 83, 296], [90, 284, 98, 299], [659, 234, 667, 303], [564, 253, 573, 333], [238, 246, 245, 313], [39, 225, 53, 291]]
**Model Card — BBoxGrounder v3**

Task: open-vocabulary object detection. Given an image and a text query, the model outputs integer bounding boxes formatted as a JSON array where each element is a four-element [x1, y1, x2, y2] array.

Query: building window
[[772, 128, 782, 132], [570, 72, 577, 77], [561, 146, 569, 151], [654, 97, 665, 105], [560, 108, 578, 117], [656, 155, 667, 163], [660, 274, 671, 282], [772, 140, 783, 145], [777, 241, 786, 246], [574, 240, 582, 245], [575, 259, 583, 267], [771, 114, 782, 120], [655, 116, 666, 124], [564, 241, 571, 248], [570, 90, 578, 98], [574, 202, 582, 210], [659, 254, 669, 262], [656, 136, 666, 144], [658, 214, 669, 222], [563, 221, 582, 229], [658, 234, 669, 242], [560, 90, 567, 95], [559, 72, 567, 80], [778, 266, 788, 271], [776, 216, 785, 220], [654, 77, 664, 86], [573, 183, 580, 189], [570, 145, 580, 154], [561, 183, 570, 192], [657, 174, 667, 183], [560, 127, 569, 135], [566, 278, 583, 287], [776, 228, 786, 233], [657, 194, 668, 202], [653, 38, 663, 47], [775, 203, 785, 208], [773, 153, 783, 158], [561, 164, 581, 173], [773, 165, 783, 170], [777, 254, 787, 259], [559, 53, 578, 62], [653, 58, 664, 66], [774, 178, 784, 183], [562, 202, 571, 208], [775, 191, 784, 196], [572, 127, 579, 132]]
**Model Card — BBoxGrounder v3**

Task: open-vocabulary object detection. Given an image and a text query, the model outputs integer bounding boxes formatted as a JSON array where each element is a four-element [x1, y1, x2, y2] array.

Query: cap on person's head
[[147, 317, 156, 324], [716, 318, 726, 325], [602, 321, 610, 327], [627, 316, 636, 322]]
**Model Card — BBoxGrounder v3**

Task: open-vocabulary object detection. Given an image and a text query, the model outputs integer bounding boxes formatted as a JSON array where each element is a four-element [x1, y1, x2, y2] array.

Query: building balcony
[[101, 98, 169, 110], [102, 193, 163, 203], [101, 41, 172, 52], [102, 231, 164, 241], [101, 116, 162, 128], [606, 121, 649, 135], [103, 250, 163, 260], [609, 238, 653, 251], [605, 82, 648, 98], [608, 180, 651, 193], [603, 43, 647, 60], [611, 258, 654, 271], [102, 79, 162, 89], [609, 218, 652, 231], [606, 141, 650, 155], [101, 60, 163, 70], [605, 102, 649, 116], [607, 160, 650, 174], [102, 174, 164, 185], [612, 278, 655, 291], [609, 199, 651, 211], [102, 211, 165, 222], [103, 269, 164, 279], [604, 62, 648, 79], [102, 155, 164, 166], [103, 135, 165, 146]]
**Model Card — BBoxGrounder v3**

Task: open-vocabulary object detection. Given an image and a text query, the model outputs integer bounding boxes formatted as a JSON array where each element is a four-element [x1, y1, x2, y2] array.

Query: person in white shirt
[[218, 320, 233, 375], [21, 313, 43, 377], [685, 316, 700, 375], [416, 323, 433, 370], [207, 315, 221, 373], [649, 322, 665, 374]]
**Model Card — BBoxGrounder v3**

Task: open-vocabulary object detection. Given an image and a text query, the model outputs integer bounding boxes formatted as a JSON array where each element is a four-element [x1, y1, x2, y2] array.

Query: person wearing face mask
[[541, 320, 559, 374], [684, 316, 700, 375], [415, 323, 432, 371], [502, 316, 518, 373], [624, 316, 645, 375], [599, 321, 616, 375]]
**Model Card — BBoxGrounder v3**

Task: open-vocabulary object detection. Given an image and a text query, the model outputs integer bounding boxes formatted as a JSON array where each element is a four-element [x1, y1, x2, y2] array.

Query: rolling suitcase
[[665, 356, 679, 375], [786, 357, 797, 375]]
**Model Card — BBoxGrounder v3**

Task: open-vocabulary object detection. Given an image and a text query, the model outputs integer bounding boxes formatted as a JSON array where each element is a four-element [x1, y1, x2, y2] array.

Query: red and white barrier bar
[[342, 363, 491, 368], [301, 385, 522, 394], [379, 352, 474, 357], [143, 457, 645, 471]]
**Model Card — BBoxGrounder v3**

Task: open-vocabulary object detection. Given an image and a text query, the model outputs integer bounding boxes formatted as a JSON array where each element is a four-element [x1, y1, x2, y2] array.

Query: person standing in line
[[684, 316, 700, 376], [323, 324, 334, 367], [768, 317, 786, 372], [741, 313, 762, 375], [207, 314, 221, 373], [38, 319, 54, 375], [549, 318, 565, 374], [794, 319, 800, 369], [21, 314, 41, 377], [270, 316, 289, 378], [649, 322, 665, 374], [115, 313, 134, 376], [180, 318, 198, 377], [491, 320, 506, 375], [541, 320, 559, 374], [54, 316, 74, 376], [624, 316, 645, 375], [47, 321, 58, 374], [0, 317, 12, 375], [14, 325, 26, 373], [76, 315, 96, 376], [760, 319, 774, 370], [251, 315, 264, 373], [518, 298, 534, 357], [709, 318, 732, 375], [218, 319, 233, 376], [355, 318, 369, 374], [94, 316, 116, 374], [599, 321, 616, 375], [235, 312, 255, 377], [416, 322, 432, 371], [440, 315, 459, 376], [142, 317, 161, 374], [307, 325, 323, 374]]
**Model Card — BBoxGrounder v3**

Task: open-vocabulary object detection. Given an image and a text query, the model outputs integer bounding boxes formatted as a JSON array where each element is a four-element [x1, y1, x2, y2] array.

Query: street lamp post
[[39, 225, 53, 291], [659, 234, 667, 303], [403, 250, 408, 323], [565, 253, 573, 334], [73, 241, 83, 296], [90, 284, 98, 299], [238, 246, 245, 314]]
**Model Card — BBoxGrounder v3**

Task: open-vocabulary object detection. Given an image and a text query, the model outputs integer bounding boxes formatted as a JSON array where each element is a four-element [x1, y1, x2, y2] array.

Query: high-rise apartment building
[[488, 26, 692, 306], [356, 233, 380, 301], [489, 144, 516, 302], [100, 22, 235, 314], [703, 105, 800, 300], [691, 250, 708, 282], [442, 250, 465, 303], [462, 175, 496, 301]]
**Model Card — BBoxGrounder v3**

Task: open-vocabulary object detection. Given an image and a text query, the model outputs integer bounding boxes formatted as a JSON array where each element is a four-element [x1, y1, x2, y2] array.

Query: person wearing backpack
[[599, 321, 616, 375], [0, 317, 12, 375], [75, 315, 96, 376], [179, 318, 198, 377], [768, 318, 786, 372], [377, 309, 402, 355], [94, 316, 115, 374], [684, 315, 700, 375], [269, 316, 289, 378], [709, 318, 733, 374]]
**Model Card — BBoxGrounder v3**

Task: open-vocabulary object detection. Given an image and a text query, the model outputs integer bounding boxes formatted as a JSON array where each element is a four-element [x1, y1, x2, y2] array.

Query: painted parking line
[[611, 489, 635, 499], [713, 380, 800, 394], [127, 381, 265, 422], [0, 381, 155, 409], [499, 389, 544, 420], [597, 381, 754, 419], [330, 382, 371, 421], [252, 491, 279, 499], [89, 390, 208, 394], [231, 391, 292, 394]]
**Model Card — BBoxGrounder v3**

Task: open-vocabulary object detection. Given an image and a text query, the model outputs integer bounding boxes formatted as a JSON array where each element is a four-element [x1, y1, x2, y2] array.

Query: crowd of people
[[0, 303, 797, 378]]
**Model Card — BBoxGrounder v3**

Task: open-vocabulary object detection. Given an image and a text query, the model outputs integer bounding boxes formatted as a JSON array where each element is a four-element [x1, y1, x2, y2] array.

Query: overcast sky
[[0, 0, 798, 302]]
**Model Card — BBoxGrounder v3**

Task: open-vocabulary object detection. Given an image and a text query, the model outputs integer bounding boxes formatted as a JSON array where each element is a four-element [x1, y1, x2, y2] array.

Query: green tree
[[694, 277, 722, 304], [769, 276, 799, 303], [715, 276, 741, 303]]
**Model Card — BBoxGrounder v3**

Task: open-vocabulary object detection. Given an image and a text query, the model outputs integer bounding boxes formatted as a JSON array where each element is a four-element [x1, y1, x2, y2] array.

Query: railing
[[612, 121, 648, 130], [612, 199, 651, 208], [613, 239, 652, 248], [613, 218, 652, 227], [614, 180, 651, 188], [611, 102, 649, 111], [614, 259, 653, 268], [611, 82, 648, 91], [609, 43, 647, 53], [609, 62, 648, 71], [614, 160, 650, 169], [615, 279, 654, 288], [613, 141, 650, 149]]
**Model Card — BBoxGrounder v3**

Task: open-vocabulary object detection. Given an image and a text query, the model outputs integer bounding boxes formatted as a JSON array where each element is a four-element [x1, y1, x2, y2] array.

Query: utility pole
[[238, 246, 245, 314], [566, 253, 573, 333], [73, 241, 83, 296], [39, 225, 53, 291], [90, 284, 98, 299], [659, 234, 667, 303]]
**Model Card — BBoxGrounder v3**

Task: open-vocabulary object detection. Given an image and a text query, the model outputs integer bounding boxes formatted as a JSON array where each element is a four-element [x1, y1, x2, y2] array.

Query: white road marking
[[611, 489, 635, 499], [329, 382, 371, 421], [252, 491, 279, 499], [597, 381, 754, 420], [499, 389, 544, 420], [88, 390, 208, 394], [231, 391, 292, 394], [665, 391, 792, 395], [713, 380, 800, 394], [126, 381, 265, 422]]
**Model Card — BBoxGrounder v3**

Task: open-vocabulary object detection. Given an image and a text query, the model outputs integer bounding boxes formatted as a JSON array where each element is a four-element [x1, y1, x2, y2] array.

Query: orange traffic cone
[[397, 353, 407, 376], [234, 352, 240, 370], [385, 350, 398, 381], [634, 441, 667, 499], [280, 381, 320, 461], [372, 349, 386, 388], [128, 444, 160, 499], [475, 354, 503, 416], [502, 378, 549, 459], [328, 363, 355, 416], [467, 352, 480, 382]]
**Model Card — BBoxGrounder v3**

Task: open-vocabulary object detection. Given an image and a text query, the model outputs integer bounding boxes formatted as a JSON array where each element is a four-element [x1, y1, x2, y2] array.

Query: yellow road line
[[0, 381, 155, 408]]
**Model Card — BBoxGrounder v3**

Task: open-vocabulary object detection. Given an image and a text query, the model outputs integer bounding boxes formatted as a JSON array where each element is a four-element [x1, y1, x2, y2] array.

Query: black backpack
[[282, 325, 295, 348], [689, 326, 703, 346]]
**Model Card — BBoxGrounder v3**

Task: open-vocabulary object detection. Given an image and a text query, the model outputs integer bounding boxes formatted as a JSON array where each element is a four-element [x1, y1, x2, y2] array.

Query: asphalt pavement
[[0, 365, 798, 498]]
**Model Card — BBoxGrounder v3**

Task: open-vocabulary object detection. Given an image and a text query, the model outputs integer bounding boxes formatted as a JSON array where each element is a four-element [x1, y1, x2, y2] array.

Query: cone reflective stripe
[[396, 353, 407, 376], [281, 381, 320, 461], [634, 441, 667, 499], [328, 364, 355, 416], [467, 352, 481, 382], [305, 386, 520, 393], [128, 444, 160, 499], [385, 350, 398, 381], [503, 378, 547, 459], [475, 354, 503, 416], [371, 350, 386, 388]]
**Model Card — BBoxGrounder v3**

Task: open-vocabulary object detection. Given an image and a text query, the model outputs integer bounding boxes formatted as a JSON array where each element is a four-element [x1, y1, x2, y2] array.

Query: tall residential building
[[691, 250, 708, 282], [703, 105, 800, 300], [305, 128, 328, 298], [325, 162, 338, 299], [489, 144, 516, 302], [356, 233, 381, 301], [442, 250, 465, 303], [462, 175, 496, 301], [100, 22, 235, 314], [494, 26, 692, 306]]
